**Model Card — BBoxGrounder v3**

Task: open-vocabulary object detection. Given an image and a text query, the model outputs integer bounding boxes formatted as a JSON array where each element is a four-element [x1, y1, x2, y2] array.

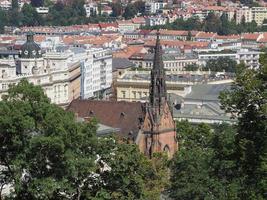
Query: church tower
[[139, 32, 178, 158]]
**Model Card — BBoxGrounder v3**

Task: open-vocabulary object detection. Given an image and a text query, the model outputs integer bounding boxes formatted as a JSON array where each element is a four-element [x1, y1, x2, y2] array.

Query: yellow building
[[116, 71, 196, 102], [236, 6, 267, 25], [251, 7, 267, 25]]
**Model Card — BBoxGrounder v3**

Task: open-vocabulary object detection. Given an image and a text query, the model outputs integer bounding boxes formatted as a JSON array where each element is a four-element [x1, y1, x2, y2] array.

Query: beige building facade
[[236, 6, 267, 25], [116, 71, 193, 102]]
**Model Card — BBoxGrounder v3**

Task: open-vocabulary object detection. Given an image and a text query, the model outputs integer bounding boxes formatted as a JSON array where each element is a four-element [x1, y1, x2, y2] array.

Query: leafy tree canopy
[[0, 79, 168, 200], [203, 57, 237, 73]]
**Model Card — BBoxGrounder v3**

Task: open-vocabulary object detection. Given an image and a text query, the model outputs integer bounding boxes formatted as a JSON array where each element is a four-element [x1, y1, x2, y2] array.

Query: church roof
[[67, 100, 146, 138]]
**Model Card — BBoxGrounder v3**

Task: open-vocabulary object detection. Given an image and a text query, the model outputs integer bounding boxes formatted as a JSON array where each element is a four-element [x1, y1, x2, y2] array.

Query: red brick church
[[67, 33, 178, 157]]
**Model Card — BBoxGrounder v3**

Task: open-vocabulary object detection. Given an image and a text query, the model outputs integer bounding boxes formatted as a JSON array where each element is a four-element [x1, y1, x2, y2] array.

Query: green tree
[[46, 0, 87, 26], [31, 0, 44, 7], [169, 121, 239, 199], [204, 57, 237, 73], [170, 122, 214, 199], [11, 0, 19, 9], [203, 12, 222, 33], [184, 63, 199, 71], [0, 10, 8, 33], [133, 0, 146, 15], [186, 30, 192, 41], [111, 2, 122, 17], [21, 3, 43, 26], [123, 4, 137, 20], [220, 57, 267, 199], [0, 79, 168, 200], [219, 13, 231, 35]]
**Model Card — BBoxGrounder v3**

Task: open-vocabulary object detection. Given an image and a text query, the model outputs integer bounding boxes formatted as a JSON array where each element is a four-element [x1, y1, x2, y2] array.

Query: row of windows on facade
[[121, 91, 148, 99], [135, 61, 196, 68]]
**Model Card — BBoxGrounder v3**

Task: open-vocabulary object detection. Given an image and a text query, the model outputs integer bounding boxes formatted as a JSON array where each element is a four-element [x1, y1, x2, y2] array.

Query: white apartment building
[[145, 16, 167, 26], [236, 6, 267, 25], [81, 48, 112, 99], [145, 1, 167, 14], [197, 49, 260, 68], [0, 0, 11, 10], [251, 7, 267, 25], [84, 3, 98, 17]]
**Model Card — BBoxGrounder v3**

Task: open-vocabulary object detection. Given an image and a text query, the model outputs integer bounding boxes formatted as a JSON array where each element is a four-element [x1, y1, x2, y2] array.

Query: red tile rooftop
[[195, 32, 217, 38], [215, 35, 241, 40], [242, 33, 261, 41], [99, 23, 118, 29]]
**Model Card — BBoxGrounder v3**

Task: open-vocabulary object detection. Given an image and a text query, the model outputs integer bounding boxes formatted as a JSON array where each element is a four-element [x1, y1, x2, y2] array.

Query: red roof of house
[[67, 100, 146, 137], [242, 33, 261, 41], [99, 23, 118, 29], [195, 32, 217, 38]]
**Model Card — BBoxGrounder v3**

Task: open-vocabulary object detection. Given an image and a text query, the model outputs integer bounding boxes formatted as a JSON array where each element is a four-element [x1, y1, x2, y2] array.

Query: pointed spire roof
[[153, 31, 164, 72], [149, 31, 167, 112]]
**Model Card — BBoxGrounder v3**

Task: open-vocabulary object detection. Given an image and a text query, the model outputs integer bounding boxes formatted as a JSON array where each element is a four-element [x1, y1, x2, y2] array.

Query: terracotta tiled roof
[[215, 34, 240, 40], [87, 23, 100, 29], [113, 45, 145, 58], [144, 39, 209, 49], [242, 33, 261, 41], [195, 32, 217, 38], [204, 6, 226, 11], [67, 100, 146, 137], [151, 29, 189, 36], [139, 29, 152, 35], [131, 17, 145, 24], [99, 23, 118, 29], [33, 35, 46, 43], [257, 33, 267, 43], [117, 20, 133, 25]]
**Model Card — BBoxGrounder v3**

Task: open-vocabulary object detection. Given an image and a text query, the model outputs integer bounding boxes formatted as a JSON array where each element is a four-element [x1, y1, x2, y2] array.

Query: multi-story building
[[236, 6, 253, 24], [145, 15, 167, 26], [236, 6, 267, 25], [0, 33, 82, 106], [0, 0, 11, 10], [81, 48, 112, 99], [115, 70, 235, 124], [84, 3, 98, 17], [116, 71, 192, 102], [145, 1, 167, 14], [197, 49, 260, 68], [251, 7, 267, 25], [117, 20, 140, 33], [129, 51, 198, 72]]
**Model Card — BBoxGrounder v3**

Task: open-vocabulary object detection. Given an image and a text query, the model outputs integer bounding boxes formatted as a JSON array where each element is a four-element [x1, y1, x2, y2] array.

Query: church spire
[[149, 31, 167, 111]]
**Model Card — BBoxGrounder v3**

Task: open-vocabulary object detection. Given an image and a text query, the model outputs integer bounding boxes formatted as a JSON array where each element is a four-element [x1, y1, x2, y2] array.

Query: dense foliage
[[170, 122, 238, 199], [185, 57, 237, 72], [204, 57, 237, 73], [220, 55, 267, 199], [170, 53, 267, 199], [0, 79, 168, 200], [0, 0, 147, 32]]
